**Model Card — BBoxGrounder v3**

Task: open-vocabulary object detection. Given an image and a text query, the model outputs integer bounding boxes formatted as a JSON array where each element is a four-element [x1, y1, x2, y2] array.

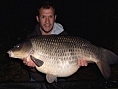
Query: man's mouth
[[44, 24, 51, 27]]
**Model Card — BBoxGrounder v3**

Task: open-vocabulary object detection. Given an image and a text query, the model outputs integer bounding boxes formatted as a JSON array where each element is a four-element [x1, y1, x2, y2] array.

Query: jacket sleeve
[[27, 30, 38, 38], [58, 31, 68, 35], [27, 24, 41, 38]]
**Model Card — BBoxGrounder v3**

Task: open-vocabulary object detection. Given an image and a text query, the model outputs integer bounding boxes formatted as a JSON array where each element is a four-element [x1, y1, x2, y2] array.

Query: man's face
[[36, 7, 56, 33]]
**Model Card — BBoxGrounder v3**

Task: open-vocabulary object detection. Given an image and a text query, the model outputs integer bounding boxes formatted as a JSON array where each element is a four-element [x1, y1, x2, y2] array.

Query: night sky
[[1, 0, 118, 47]]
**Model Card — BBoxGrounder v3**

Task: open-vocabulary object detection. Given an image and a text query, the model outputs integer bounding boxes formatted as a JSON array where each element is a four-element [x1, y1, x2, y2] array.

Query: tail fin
[[96, 47, 118, 79], [100, 47, 118, 64]]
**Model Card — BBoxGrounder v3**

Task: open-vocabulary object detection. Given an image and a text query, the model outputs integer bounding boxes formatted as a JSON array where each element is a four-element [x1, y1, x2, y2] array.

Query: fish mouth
[[7, 51, 14, 57]]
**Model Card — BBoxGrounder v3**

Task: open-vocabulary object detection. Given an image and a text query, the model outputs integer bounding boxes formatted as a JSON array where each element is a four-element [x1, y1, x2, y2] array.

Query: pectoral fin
[[46, 74, 57, 83], [30, 55, 44, 67]]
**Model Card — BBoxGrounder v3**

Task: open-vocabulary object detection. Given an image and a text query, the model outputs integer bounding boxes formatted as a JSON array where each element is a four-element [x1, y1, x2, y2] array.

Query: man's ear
[[36, 16, 39, 22], [54, 15, 57, 21]]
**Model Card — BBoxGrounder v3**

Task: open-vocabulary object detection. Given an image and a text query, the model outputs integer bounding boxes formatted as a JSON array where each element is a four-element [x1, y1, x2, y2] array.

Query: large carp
[[7, 36, 118, 83]]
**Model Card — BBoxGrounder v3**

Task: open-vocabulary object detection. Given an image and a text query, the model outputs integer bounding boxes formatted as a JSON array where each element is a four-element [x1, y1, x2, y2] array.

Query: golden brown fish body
[[7, 36, 118, 83]]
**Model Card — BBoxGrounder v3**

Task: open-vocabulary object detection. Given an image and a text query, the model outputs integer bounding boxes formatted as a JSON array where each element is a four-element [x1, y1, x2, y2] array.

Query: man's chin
[[43, 29, 52, 33]]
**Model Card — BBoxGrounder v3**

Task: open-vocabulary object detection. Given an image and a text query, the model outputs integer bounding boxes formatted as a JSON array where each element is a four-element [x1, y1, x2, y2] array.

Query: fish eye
[[14, 45, 20, 48], [16, 45, 20, 48]]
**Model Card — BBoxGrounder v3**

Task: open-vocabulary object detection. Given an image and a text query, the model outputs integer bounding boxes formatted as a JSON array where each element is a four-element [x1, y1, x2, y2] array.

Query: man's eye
[[49, 16, 53, 18], [41, 16, 45, 18]]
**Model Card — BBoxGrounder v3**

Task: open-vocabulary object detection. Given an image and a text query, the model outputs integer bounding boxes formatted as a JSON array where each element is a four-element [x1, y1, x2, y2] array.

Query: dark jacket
[[28, 23, 68, 81], [28, 23, 68, 37]]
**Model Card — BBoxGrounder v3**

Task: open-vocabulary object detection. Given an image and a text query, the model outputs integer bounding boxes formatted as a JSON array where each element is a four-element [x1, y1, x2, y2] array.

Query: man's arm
[[23, 58, 36, 67]]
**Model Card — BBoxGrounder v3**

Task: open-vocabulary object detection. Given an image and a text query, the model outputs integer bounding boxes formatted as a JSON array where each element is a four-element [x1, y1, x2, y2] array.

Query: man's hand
[[23, 58, 36, 67], [78, 59, 88, 66]]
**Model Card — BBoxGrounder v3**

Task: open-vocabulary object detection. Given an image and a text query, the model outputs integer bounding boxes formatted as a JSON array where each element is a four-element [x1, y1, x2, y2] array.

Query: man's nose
[[45, 18, 50, 23]]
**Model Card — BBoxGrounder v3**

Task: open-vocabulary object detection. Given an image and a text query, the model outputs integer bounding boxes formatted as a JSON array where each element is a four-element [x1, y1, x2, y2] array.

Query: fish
[[7, 35, 118, 83]]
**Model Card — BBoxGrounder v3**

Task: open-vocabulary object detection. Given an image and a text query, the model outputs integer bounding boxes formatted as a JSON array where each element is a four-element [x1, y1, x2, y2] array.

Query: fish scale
[[30, 36, 80, 77], [7, 35, 118, 83]]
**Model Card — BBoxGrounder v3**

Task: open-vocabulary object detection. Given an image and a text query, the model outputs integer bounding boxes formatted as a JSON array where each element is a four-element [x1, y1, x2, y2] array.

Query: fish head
[[7, 40, 32, 59]]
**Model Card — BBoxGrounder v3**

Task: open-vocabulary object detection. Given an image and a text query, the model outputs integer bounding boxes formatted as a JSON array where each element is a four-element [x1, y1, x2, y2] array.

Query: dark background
[[1, 0, 118, 47], [0, 0, 118, 82]]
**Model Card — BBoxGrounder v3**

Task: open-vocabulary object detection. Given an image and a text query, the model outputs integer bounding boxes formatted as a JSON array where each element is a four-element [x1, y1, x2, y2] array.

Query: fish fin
[[30, 55, 44, 67], [100, 47, 118, 64], [96, 60, 111, 80], [96, 47, 118, 79], [46, 74, 57, 83]]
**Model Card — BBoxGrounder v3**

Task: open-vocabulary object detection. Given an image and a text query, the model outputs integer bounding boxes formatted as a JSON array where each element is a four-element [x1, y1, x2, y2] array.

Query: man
[[23, 2, 87, 81]]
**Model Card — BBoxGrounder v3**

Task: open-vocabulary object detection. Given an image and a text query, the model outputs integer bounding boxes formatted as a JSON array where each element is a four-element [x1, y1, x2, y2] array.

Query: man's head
[[36, 2, 57, 34]]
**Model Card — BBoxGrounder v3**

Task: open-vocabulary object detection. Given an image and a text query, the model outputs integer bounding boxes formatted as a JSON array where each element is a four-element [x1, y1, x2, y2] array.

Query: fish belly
[[36, 62, 79, 77]]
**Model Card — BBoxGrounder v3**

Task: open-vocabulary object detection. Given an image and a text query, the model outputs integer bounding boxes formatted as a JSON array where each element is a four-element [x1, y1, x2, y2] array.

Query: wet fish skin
[[7, 36, 118, 83]]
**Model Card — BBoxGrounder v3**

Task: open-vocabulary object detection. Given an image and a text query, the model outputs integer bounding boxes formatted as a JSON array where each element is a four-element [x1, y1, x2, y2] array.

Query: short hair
[[37, 2, 56, 16]]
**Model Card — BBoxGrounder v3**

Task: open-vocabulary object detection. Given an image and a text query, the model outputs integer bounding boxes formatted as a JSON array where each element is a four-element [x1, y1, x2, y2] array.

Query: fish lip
[[7, 51, 14, 57]]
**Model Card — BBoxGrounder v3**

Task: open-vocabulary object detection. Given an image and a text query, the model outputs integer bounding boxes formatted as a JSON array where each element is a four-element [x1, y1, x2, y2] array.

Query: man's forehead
[[39, 8, 55, 15]]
